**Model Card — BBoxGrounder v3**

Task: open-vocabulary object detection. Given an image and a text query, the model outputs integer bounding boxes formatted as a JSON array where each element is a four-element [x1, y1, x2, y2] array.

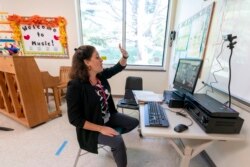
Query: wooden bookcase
[[0, 56, 60, 127]]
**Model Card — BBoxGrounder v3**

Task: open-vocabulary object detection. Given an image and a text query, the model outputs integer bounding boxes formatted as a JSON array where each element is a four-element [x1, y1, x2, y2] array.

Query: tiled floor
[[0, 98, 209, 167]]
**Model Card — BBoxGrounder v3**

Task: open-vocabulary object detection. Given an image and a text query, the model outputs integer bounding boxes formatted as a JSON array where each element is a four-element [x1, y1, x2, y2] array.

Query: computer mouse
[[174, 124, 188, 133]]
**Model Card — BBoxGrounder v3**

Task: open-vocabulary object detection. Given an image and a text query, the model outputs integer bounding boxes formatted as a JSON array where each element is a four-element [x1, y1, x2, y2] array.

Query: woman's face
[[85, 49, 103, 73]]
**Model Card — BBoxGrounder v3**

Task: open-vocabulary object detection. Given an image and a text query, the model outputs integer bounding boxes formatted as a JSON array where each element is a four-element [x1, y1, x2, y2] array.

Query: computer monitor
[[173, 58, 203, 97]]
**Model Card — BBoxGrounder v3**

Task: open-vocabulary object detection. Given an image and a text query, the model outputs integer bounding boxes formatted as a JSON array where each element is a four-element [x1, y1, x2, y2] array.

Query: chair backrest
[[59, 66, 71, 84], [125, 76, 143, 90]]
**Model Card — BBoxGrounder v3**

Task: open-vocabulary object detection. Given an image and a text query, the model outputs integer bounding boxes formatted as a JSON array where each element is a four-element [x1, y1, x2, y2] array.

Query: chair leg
[[58, 88, 62, 106], [73, 148, 81, 167], [53, 87, 61, 115], [137, 109, 143, 138], [73, 146, 114, 166], [45, 88, 49, 103], [99, 145, 110, 153], [99, 145, 114, 159], [116, 106, 124, 114]]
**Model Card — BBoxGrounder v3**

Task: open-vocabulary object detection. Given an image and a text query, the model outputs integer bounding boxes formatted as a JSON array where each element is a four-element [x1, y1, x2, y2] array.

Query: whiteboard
[[206, 0, 250, 104], [174, 3, 214, 66]]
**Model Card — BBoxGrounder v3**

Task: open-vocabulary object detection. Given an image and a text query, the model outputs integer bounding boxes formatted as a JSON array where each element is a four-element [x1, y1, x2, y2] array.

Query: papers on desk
[[133, 90, 163, 103]]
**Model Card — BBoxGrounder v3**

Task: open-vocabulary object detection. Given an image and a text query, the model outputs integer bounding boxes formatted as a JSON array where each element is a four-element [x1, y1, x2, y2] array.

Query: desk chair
[[73, 145, 111, 167], [116, 77, 143, 137], [116, 76, 143, 114], [73, 128, 123, 167]]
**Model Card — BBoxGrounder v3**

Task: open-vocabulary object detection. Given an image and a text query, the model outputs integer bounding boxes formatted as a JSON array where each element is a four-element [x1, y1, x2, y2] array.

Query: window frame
[[76, 0, 171, 71]]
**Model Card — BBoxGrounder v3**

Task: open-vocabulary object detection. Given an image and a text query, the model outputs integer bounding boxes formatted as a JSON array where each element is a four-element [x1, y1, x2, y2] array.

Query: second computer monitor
[[173, 58, 203, 95]]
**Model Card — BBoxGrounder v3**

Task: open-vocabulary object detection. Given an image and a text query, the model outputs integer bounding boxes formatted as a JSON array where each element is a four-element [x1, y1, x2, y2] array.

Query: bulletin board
[[173, 2, 214, 68], [7, 15, 68, 58], [0, 12, 16, 54]]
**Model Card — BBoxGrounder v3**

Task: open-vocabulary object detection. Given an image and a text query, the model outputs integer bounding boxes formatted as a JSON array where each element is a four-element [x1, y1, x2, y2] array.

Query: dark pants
[[98, 113, 139, 167]]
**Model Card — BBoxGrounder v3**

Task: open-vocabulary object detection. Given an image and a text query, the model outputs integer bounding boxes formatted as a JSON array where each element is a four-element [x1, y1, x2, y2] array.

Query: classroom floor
[[0, 98, 210, 167]]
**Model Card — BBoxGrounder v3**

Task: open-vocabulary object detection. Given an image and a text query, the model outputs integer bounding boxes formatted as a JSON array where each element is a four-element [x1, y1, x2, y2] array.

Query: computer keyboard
[[144, 102, 169, 127]]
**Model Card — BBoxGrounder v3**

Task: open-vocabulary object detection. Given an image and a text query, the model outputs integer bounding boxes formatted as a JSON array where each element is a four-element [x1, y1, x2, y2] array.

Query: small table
[[134, 91, 245, 167]]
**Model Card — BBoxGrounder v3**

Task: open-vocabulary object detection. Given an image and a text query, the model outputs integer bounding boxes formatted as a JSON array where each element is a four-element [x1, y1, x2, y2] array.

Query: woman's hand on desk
[[99, 126, 118, 137]]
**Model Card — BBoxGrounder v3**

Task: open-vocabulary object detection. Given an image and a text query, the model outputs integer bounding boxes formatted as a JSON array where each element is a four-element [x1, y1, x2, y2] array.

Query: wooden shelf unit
[[0, 56, 60, 127]]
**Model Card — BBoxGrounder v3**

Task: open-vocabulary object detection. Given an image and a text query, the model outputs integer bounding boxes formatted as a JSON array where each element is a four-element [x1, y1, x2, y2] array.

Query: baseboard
[[113, 95, 123, 98], [200, 151, 217, 167]]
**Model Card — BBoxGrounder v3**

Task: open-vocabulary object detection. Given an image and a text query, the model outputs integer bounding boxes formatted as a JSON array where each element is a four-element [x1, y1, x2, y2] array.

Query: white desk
[[134, 91, 245, 167]]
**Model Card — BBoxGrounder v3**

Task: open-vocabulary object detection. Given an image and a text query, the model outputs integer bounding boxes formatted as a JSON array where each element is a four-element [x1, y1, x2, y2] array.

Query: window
[[78, 0, 170, 70]]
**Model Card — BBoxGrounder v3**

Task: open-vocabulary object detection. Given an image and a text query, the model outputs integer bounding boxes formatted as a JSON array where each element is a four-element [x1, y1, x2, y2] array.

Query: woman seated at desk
[[66, 44, 139, 167]]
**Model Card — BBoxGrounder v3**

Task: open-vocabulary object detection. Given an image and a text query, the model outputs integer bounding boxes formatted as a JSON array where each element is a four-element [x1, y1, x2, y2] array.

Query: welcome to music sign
[[8, 15, 68, 58], [20, 25, 64, 55]]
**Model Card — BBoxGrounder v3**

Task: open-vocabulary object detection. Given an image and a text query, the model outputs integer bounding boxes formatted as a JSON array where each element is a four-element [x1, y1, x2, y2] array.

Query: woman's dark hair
[[69, 45, 96, 81]]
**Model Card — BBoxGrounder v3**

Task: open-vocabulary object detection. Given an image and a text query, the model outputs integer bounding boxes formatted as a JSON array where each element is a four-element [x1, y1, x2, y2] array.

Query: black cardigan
[[66, 62, 125, 153]]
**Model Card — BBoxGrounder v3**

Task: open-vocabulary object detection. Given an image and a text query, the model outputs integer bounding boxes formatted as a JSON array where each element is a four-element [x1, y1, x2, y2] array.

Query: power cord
[[195, 83, 207, 93], [207, 41, 226, 94], [176, 110, 193, 127], [166, 105, 193, 127]]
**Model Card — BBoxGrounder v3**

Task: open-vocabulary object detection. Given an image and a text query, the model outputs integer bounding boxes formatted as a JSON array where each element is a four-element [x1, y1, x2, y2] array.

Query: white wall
[[0, 0, 176, 95], [174, 0, 250, 166]]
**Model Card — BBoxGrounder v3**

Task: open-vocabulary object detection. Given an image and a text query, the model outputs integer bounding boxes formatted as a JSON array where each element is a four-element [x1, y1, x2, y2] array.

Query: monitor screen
[[173, 59, 203, 95]]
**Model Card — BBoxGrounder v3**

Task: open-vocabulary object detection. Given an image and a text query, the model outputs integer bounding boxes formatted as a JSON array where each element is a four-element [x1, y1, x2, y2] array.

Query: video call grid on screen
[[173, 59, 202, 93]]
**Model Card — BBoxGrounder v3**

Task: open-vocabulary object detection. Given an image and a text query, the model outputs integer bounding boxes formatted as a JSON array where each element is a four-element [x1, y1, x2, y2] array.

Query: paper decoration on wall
[[7, 15, 68, 58], [0, 12, 17, 55], [174, 3, 214, 67], [167, 3, 214, 89]]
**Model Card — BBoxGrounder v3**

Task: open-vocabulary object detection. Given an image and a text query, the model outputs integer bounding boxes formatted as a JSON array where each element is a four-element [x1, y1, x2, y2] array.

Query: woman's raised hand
[[119, 44, 128, 59]]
